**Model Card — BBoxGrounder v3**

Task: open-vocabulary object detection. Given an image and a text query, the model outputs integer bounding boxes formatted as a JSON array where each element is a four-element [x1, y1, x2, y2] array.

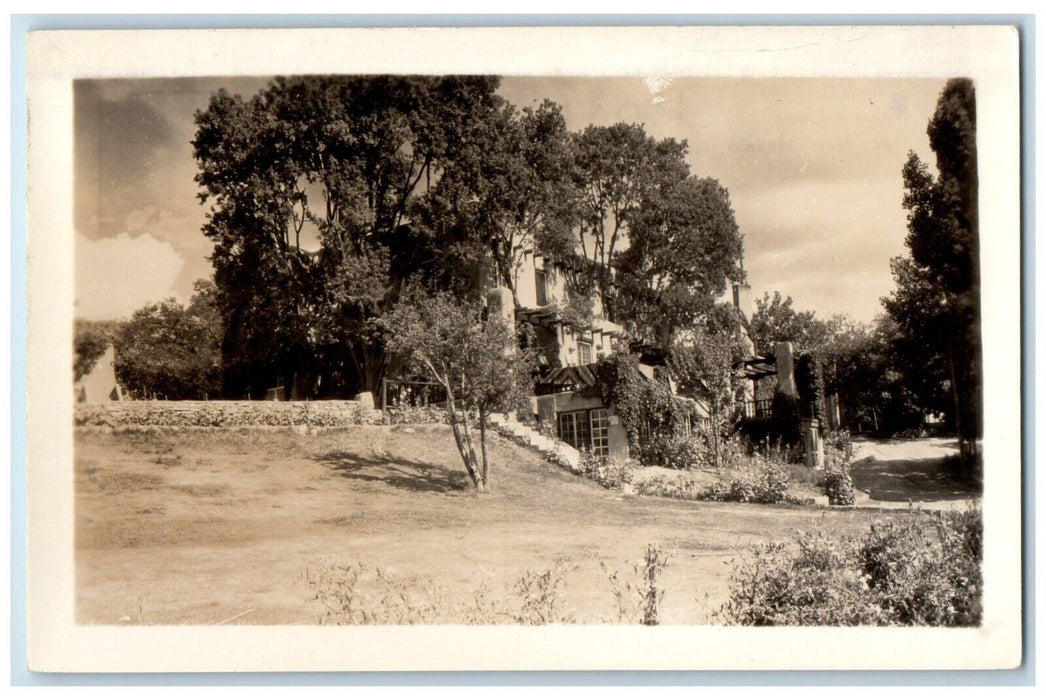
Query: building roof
[[736, 352, 778, 380], [537, 363, 598, 392]]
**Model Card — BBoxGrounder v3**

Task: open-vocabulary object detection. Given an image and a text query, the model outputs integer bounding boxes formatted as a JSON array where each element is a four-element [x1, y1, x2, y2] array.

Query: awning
[[539, 363, 597, 389]]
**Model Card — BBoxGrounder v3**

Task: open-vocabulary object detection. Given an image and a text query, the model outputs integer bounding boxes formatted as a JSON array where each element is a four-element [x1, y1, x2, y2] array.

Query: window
[[535, 268, 548, 306], [577, 339, 592, 365], [558, 408, 609, 457], [590, 409, 609, 456], [558, 411, 578, 449]]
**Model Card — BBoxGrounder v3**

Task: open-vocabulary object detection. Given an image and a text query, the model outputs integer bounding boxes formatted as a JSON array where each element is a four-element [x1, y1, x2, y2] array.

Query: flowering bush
[[634, 474, 705, 500], [704, 457, 792, 505], [823, 428, 853, 459], [721, 508, 982, 626], [824, 469, 856, 506], [858, 509, 982, 625], [635, 434, 707, 470], [822, 432, 856, 505], [576, 450, 630, 490], [721, 532, 886, 626]]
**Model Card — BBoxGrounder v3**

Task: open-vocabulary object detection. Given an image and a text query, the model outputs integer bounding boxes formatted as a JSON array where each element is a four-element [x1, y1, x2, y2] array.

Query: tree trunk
[[947, 348, 972, 465], [443, 382, 481, 489], [479, 406, 490, 490], [458, 407, 485, 492]]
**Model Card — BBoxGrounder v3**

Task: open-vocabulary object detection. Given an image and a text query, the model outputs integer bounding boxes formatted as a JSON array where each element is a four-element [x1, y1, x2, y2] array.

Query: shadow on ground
[[850, 457, 982, 502], [316, 450, 472, 494]]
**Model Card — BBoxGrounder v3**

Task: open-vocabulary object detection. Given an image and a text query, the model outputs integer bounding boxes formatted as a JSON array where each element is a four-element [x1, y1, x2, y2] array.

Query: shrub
[[858, 510, 982, 625], [636, 433, 706, 470], [700, 432, 749, 472], [704, 456, 792, 505], [577, 450, 629, 490], [721, 508, 982, 626], [822, 433, 856, 505], [721, 533, 886, 626], [823, 429, 853, 459], [824, 469, 856, 506], [633, 473, 705, 501]]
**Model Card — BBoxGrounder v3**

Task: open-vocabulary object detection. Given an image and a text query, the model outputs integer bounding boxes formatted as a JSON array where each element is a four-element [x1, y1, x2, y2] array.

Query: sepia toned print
[[73, 72, 984, 628], [29, 26, 1021, 671]]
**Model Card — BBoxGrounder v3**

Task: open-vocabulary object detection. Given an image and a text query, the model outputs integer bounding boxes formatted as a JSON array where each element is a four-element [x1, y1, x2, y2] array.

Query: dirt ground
[[76, 425, 937, 626], [850, 436, 981, 508]]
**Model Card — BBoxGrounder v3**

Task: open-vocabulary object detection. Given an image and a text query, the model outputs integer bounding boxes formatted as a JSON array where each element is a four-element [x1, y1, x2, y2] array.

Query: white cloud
[[642, 76, 673, 105], [75, 232, 185, 320]]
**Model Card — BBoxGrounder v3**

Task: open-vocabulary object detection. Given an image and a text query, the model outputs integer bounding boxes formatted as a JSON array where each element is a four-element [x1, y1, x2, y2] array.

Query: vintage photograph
[[27, 26, 1022, 671]]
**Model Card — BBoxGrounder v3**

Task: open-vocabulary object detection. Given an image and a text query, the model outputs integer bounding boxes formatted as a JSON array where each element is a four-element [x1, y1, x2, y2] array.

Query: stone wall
[[74, 400, 392, 428]]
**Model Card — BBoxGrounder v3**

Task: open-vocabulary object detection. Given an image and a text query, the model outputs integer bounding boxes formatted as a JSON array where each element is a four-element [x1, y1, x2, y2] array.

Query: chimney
[[732, 280, 753, 323], [775, 341, 797, 397]]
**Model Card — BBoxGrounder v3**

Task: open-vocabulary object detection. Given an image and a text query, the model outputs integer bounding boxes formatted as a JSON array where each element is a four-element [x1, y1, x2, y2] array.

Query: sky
[[74, 75, 946, 322]]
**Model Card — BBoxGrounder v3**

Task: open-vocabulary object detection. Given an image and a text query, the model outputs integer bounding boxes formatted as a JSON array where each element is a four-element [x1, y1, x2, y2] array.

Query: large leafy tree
[[572, 123, 691, 321], [749, 291, 831, 356], [192, 75, 503, 398], [818, 315, 925, 434], [416, 99, 579, 306], [385, 289, 533, 492], [115, 280, 223, 400], [884, 78, 981, 462], [618, 175, 743, 346]]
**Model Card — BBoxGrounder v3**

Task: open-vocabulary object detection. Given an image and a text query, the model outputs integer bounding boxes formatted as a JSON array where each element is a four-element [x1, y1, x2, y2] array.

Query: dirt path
[[849, 437, 981, 510]]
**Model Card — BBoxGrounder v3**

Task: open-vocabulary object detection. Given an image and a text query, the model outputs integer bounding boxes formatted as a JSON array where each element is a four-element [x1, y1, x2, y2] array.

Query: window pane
[[591, 409, 609, 456], [558, 411, 576, 448], [535, 269, 548, 306], [576, 411, 591, 452], [578, 341, 592, 365]]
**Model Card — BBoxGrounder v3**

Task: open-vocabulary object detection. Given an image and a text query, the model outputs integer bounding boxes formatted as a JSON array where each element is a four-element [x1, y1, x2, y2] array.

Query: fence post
[[381, 378, 388, 411]]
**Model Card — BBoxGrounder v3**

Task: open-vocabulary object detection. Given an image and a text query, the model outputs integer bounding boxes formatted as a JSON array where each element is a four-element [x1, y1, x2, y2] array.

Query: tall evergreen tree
[[884, 78, 981, 463]]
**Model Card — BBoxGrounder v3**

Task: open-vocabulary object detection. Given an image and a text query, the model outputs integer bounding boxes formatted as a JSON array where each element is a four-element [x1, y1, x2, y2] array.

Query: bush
[[858, 510, 982, 625], [702, 432, 749, 472], [824, 469, 856, 506], [704, 456, 792, 505], [721, 533, 886, 626], [576, 450, 630, 490], [822, 432, 856, 505], [633, 473, 705, 501], [824, 429, 853, 459], [721, 508, 982, 626], [635, 433, 707, 470]]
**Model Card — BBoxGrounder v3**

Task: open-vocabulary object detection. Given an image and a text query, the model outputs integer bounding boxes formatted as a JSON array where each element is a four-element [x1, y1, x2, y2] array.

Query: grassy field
[[76, 424, 923, 625]]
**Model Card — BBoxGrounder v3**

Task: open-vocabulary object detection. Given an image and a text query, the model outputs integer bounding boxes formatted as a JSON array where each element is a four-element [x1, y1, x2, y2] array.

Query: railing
[[380, 378, 449, 410], [741, 399, 773, 419]]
